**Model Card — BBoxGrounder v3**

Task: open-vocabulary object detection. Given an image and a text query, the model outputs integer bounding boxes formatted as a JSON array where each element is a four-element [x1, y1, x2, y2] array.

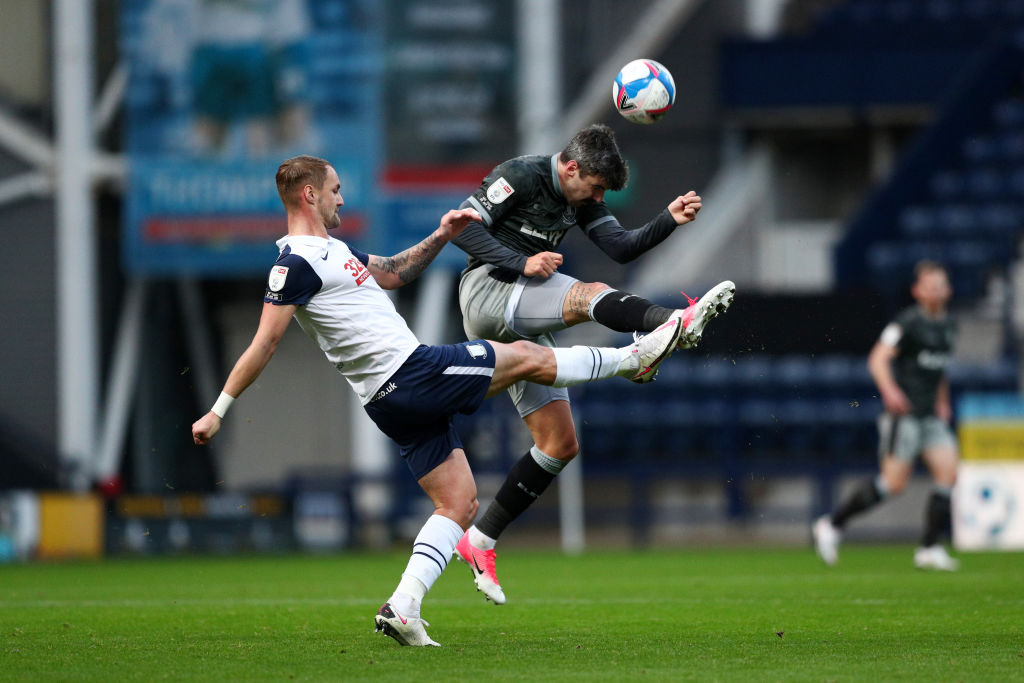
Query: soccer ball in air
[[612, 59, 676, 124]]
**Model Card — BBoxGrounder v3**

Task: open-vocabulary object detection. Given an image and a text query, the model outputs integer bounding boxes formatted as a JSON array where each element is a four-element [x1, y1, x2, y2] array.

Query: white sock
[[551, 346, 625, 386], [388, 589, 422, 618], [392, 514, 463, 606], [468, 525, 496, 551]]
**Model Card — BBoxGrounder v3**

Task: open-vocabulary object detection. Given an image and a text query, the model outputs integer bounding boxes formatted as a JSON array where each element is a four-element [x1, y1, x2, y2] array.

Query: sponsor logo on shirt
[[371, 381, 398, 403], [519, 223, 568, 245], [466, 343, 487, 359], [344, 257, 371, 285], [486, 177, 515, 204], [917, 350, 950, 370], [268, 265, 289, 292]]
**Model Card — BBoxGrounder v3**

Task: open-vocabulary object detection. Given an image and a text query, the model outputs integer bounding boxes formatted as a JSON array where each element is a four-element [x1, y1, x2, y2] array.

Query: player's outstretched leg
[[676, 280, 735, 349], [374, 602, 441, 647], [455, 530, 506, 605]]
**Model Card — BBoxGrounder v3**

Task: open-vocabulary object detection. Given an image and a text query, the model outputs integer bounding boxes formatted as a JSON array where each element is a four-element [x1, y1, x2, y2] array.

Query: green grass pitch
[[2, 547, 1022, 681]]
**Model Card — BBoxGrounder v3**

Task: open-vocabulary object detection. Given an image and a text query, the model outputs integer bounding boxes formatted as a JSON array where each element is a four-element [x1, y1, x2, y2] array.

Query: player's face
[[563, 165, 608, 206], [319, 167, 344, 229], [913, 269, 951, 311]]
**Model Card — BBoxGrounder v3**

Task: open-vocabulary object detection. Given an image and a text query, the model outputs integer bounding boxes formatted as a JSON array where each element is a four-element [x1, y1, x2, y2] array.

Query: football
[[612, 59, 676, 124]]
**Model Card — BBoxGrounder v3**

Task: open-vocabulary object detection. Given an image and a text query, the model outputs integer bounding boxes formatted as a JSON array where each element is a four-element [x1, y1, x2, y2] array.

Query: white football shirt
[[264, 234, 420, 404]]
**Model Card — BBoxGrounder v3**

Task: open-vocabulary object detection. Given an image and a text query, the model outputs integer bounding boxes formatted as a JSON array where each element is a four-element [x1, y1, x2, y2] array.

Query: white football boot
[[675, 280, 736, 349], [913, 545, 960, 571], [812, 515, 841, 566], [374, 602, 441, 647], [620, 313, 685, 383]]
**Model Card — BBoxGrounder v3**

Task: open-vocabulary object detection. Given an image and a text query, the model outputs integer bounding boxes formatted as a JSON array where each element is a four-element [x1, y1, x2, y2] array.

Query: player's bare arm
[[935, 376, 953, 422], [667, 191, 702, 225], [368, 208, 481, 289], [868, 340, 911, 415], [192, 302, 296, 444]]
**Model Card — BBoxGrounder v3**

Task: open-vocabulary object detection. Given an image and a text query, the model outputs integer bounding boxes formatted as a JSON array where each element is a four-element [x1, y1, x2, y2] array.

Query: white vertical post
[[517, 0, 561, 154], [93, 280, 146, 484], [517, 0, 584, 553], [412, 268, 454, 345], [54, 0, 98, 489]]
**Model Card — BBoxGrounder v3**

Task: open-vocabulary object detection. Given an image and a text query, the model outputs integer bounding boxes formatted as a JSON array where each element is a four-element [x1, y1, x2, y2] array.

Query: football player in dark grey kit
[[814, 261, 960, 571], [192, 155, 690, 647], [450, 123, 735, 602]]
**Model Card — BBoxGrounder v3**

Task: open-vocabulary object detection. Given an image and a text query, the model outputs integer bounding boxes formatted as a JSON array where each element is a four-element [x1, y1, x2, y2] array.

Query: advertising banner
[[121, 0, 381, 275]]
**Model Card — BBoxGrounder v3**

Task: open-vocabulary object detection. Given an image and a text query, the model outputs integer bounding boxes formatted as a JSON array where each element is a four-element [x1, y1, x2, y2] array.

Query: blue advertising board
[[120, 0, 382, 276]]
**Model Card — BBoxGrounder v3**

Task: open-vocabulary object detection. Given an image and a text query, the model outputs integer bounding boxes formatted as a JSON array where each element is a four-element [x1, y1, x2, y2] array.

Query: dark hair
[[559, 124, 629, 191], [276, 155, 331, 207], [914, 259, 948, 281]]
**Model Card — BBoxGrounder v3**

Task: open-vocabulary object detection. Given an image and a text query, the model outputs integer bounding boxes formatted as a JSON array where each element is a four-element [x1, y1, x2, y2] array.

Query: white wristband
[[211, 392, 235, 418]]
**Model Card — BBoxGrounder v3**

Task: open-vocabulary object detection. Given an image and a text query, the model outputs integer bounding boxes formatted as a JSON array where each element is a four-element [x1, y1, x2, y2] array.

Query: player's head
[[276, 155, 343, 229], [559, 124, 629, 197], [911, 260, 951, 311]]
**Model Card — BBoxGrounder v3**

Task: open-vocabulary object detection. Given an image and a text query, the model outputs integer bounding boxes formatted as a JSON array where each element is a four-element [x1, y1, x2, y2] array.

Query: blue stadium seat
[[963, 0, 1000, 21], [965, 168, 1004, 198], [934, 204, 976, 235], [773, 355, 815, 398], [929, 170, 965, 198], [820, 396, 875, 455], [899, 205, 935, 236], [731, 355, 774, 397], [812, 354, 855, 392], [687, 398, 737, 455], [963, 135, 999, 163], [949, 357, 1019, 392], [993, 98, 1024, 128], [925, 0, 956, 23], [776, 398, 821, 455], [1007, 166, 1024, 196], [976, 203, 1020, 236], [738, 398, 783, 454]]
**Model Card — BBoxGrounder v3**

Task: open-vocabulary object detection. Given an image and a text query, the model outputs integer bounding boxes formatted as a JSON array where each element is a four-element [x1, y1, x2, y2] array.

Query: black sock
[[475, 452, 557, 540], [921, 489, 952, 547], [591, 290, 674, 333], [832, 478, 884, 529]]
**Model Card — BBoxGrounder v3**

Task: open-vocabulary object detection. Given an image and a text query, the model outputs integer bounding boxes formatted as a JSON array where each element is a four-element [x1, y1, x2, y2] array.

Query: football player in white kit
[[192, 155, 688, 647]]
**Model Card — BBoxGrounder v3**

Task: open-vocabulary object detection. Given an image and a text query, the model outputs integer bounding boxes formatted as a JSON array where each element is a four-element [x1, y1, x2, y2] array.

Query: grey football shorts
[[458, 264, 578, 418], [877, 413, 957, 462]]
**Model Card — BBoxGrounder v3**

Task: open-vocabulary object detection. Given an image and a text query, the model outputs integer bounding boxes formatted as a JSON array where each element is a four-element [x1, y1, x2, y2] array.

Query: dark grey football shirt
[[453, 154, 679, 276], [881, 306, 956, 417]]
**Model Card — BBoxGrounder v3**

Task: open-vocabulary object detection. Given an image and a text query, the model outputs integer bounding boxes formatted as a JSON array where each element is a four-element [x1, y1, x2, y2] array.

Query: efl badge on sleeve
[[268, 265, 289, 292], [486, 177, 515, 204]]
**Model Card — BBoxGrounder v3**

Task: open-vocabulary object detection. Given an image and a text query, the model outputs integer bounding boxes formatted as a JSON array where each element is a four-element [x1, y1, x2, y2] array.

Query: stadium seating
[[819, 1, 1024, 300], [565, 353, 1016, 468]]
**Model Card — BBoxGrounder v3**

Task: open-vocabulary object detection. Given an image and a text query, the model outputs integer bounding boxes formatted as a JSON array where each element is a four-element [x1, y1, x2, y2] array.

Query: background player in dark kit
[[814, 261, 960, 571]]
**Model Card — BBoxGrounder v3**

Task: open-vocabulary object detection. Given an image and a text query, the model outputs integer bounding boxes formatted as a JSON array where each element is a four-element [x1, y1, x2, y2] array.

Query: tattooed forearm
[[373, 231, 445, 284]]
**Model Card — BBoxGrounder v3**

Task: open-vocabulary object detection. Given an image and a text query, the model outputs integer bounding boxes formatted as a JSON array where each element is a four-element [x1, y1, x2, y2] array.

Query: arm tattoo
[[372, 231, 445, 284]]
